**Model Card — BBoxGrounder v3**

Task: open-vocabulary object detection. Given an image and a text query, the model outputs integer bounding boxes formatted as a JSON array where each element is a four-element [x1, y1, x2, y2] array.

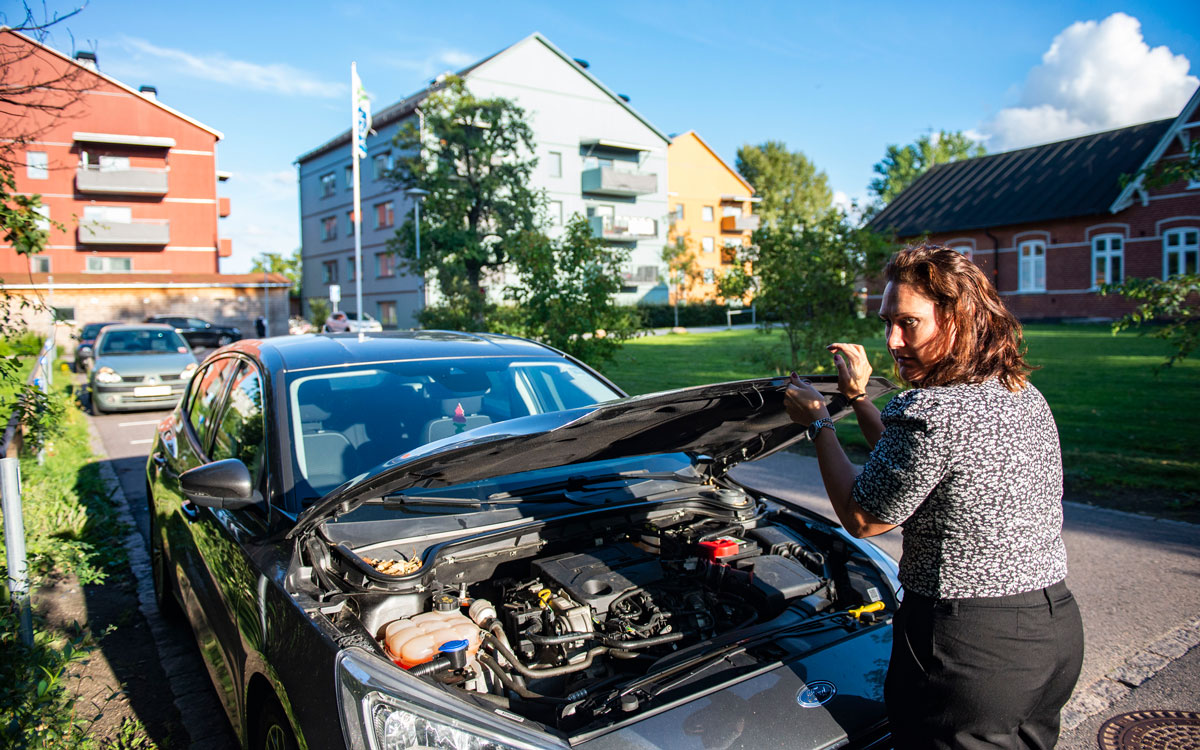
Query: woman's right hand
[[827, 343, 872, 400]]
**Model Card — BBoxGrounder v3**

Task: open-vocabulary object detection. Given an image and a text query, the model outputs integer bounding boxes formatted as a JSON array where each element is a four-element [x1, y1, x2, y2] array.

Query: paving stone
[[1147, 629, 1194, 659], [1108, 651, 1171, 687]]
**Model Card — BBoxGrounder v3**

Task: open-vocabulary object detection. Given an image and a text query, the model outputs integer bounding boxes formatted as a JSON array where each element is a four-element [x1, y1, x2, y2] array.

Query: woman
[[785, 243, 1084, 749]]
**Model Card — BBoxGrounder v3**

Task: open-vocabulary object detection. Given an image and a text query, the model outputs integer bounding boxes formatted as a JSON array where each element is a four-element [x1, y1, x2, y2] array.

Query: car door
[[185, 359, 274, 727], [187, 317, 216, 347]]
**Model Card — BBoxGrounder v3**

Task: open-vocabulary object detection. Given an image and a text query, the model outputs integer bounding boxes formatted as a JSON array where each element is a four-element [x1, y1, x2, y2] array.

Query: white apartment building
[[296, 33, 671, 328]]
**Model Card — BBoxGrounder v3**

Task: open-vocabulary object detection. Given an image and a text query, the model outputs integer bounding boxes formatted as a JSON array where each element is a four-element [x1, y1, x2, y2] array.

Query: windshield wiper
[[486, 469, 703, 501]]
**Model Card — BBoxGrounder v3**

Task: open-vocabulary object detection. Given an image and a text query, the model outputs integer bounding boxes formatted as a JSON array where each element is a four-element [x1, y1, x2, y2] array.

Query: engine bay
[[296, 484, 896, 734]]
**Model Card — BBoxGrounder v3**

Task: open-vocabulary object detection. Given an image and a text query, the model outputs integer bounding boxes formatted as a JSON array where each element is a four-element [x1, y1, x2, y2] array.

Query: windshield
[[81, 323, 113, 339], [287, 356, 622, 499], [98, 329, 190, 355]]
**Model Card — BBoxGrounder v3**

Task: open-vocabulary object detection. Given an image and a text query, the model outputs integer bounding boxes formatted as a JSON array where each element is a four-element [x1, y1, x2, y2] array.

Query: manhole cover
[[1098, 710, 1200, 750]]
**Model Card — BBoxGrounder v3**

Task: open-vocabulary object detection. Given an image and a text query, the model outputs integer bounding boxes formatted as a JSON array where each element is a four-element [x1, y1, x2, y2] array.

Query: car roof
[[241, 331, 566, 373], [98, 323, 179, 334]]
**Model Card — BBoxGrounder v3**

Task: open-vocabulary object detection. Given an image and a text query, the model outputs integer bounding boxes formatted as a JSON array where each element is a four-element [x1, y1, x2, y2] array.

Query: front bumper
[[93, 383, 187, 411]]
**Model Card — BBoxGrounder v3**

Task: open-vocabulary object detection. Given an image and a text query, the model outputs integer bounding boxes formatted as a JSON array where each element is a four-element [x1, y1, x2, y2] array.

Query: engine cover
[[532, 544, 663, 616]]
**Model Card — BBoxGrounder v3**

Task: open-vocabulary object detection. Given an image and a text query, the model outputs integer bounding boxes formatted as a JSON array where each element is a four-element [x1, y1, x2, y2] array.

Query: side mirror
[[180, 458, 256, 509]]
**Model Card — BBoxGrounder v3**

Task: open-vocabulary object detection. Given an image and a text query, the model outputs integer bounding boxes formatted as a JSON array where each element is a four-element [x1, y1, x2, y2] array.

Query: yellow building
[[667, 131, 760, 304]]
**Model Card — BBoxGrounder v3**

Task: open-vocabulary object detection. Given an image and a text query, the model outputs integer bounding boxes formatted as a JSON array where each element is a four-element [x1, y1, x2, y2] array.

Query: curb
[[1061, 616, 1200, 731], [86, 419, 235, 750]]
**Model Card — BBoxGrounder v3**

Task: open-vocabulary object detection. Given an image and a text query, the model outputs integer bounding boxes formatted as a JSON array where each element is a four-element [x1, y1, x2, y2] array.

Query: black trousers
[[886, 580, 1084, 750]]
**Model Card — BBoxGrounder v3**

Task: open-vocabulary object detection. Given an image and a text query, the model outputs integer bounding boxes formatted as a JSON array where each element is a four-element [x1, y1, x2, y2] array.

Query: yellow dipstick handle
[[537, 589, 553, 607], [849, 601, 886, 619]]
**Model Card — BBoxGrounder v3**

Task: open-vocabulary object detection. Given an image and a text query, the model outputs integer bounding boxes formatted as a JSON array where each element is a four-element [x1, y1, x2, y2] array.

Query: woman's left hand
[[784, 373, 830, 426]]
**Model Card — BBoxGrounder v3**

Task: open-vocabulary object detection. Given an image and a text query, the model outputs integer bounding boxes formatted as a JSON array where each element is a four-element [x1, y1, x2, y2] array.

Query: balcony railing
[[78, 218, 170, 245], [581, 166, 657, 197], [589, 215, 658, 241], [721, 214, 760, 233], [76, 164, 169, 196]]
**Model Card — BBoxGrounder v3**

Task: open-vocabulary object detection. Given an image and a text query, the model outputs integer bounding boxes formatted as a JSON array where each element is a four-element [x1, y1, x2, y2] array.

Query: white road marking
[[129, 438, 154, 445], [118, 419, 162, 427]]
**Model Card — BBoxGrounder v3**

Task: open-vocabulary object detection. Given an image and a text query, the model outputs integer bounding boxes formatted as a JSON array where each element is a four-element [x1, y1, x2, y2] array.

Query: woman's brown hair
[[885, 242, 1034, 391]]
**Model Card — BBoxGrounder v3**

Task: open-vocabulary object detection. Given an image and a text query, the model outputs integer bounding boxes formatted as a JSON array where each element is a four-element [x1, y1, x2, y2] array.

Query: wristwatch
[[806, 417, 835, 441]]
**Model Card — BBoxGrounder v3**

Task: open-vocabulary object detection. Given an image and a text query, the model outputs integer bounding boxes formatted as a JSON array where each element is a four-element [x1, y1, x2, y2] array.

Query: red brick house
[[868, 87, 1200, 320]]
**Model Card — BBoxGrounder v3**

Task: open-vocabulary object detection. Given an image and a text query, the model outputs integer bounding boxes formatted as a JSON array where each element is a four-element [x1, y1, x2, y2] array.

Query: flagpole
[[351, 62, 365, 340]]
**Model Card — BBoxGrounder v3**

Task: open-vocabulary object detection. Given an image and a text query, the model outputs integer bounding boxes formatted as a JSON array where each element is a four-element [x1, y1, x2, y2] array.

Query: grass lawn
[[598, 323, 1200, 520]]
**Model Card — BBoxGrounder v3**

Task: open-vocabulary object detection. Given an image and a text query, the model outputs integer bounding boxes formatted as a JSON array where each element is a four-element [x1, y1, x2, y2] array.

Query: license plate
[[133, 385, 172, 397]]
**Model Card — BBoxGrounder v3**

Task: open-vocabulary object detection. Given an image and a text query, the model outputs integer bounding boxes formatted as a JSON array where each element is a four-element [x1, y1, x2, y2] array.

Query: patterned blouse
[[851, 378, 1068, 598]]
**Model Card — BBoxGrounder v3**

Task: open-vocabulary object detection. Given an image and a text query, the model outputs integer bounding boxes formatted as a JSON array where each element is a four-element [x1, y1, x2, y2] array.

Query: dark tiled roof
[[868, 119, 1174, 238]]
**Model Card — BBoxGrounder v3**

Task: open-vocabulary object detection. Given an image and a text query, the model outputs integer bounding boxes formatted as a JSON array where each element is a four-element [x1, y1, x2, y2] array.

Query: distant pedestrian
[[324, 312, 350, 333], [784, 243, 1083, 749], [255, 315, 267, 338]]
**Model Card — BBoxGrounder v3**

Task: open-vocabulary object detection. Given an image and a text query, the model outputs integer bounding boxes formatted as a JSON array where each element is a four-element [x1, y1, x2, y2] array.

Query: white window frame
[[1091, 233, 1124, 288], [1163, 227, 1199, 279], [950, 245, 973, 261], [548, 151, 562, 178], [86, 256, 132, 273], [702, 206, 714, 222], [1018, 239, 1046, 292], [548, 200, 563, 226], [26, 151, 48, 179], [320, 172, 336, 197], [33, 204, 50, 231], [701, 237, 715, 253], [30, 255, 51, 273]]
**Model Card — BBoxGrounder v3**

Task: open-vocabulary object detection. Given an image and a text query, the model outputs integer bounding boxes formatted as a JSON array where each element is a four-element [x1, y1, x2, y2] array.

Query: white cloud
[[118, 37, 344, 98], [377, 48, 479, 79], [984, 13, 1197, 150]]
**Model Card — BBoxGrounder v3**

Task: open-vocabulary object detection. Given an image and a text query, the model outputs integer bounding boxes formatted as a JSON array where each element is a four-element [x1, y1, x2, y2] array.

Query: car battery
[[697, 536, 759, 564]]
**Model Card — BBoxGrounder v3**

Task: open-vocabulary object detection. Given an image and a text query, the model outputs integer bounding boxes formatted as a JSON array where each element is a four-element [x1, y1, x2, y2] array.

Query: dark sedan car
[[146, 315, 241, 348], [73, 320, 123, 372], [146, 332, 899, 750]]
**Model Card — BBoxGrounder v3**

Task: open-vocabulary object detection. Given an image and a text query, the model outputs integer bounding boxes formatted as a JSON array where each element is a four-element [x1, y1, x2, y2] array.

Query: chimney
[[74, 50, 98, 71], [139, 85, 158, 100]]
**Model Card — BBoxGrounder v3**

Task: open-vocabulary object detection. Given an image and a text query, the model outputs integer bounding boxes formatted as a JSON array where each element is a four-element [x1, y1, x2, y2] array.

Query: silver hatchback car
[[89, 324, 197, 414]]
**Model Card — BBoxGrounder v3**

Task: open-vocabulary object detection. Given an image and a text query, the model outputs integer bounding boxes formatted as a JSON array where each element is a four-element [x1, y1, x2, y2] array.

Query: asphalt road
[[86, 399, 1198, 747]]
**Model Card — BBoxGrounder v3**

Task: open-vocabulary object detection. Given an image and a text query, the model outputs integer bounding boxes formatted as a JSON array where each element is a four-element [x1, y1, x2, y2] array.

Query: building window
[[86, 256, 132, 273], [1018, 240, 1046, 292], [377, 252, 397, 278], [670, 204, 684, 223], [83, 205, 131, 223], [33, 204, 50, 231], [375, 201, 395, 229], [321, 216, 337, 240], [702, 268, 715, 284], [1164, 228, 1199, 278], [52, 306, 75, 322], [26, 151, 48, 180], [373, 152, 393, 181], [951, 245, 972, 260], [31, 256, 51, 273], [548, 151, 562, 178], [722, 205, 741, 218], [702, 206, 714, 222], [548, 200, 563, 226], [322, 260, 338, 284], [98, 155, 130, 171], [346, 257, 357, 282], [1091, 234, 1124, 287], [701, 237, 714, 253], [320, 172, 336, 197], [377, 300, 397, 328], [345, 210, 356, 235], [344, 165, 353, 190]]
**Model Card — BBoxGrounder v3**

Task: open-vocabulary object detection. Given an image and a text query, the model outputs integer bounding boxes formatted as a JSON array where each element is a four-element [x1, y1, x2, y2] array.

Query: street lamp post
[[405, 187, 430, 318]]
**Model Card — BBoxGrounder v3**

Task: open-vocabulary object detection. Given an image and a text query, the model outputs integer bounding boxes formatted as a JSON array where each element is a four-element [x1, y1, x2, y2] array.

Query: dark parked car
[[73, 320, 123, 372], [146, 332, 899, 750], [90, 324, 197, 414], [146, 315, 241, 348]]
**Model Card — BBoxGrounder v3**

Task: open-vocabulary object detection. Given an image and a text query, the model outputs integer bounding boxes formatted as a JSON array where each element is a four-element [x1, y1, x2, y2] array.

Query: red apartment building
[[0, 27, 288, 338], [868, 87, 1200, 319]]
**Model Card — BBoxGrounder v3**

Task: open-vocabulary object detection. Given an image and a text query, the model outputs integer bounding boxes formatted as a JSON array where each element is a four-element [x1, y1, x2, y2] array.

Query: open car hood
[[289, 374, 897, 539]]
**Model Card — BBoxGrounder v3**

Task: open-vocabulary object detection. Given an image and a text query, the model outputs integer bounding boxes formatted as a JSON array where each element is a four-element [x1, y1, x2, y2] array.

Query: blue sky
[[14, 0, 1200, 272]]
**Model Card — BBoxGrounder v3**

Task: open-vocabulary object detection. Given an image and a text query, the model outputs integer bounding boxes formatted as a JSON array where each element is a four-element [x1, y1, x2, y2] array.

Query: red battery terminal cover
[[698, 537, 742, 561]]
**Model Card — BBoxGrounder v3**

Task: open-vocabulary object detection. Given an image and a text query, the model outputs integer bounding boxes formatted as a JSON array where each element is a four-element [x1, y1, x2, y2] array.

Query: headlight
[[180, 362, 198, 380], [78, 345, 93, 355], [95, 366, 122, 384], [336, 650, 557, 750]]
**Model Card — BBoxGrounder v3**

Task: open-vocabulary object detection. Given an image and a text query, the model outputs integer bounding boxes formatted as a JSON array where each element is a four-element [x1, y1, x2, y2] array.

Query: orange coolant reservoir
[[383, 610, 481, 669]]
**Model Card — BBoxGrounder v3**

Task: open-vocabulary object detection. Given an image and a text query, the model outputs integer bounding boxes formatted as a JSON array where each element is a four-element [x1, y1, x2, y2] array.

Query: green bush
[[635, 302, 734, 328], [0, 332, 44, 358]]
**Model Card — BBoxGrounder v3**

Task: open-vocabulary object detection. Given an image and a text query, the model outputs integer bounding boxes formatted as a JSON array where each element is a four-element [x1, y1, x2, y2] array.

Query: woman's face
[[879, 281, 948, 383]]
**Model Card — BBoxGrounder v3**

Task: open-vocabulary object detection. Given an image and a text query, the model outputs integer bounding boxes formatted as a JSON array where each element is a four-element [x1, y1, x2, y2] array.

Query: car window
[[188, 358, 236, 450], [210, 363, 267, 485], [186, 318, 209, 328], [97, 328, 189, 355]]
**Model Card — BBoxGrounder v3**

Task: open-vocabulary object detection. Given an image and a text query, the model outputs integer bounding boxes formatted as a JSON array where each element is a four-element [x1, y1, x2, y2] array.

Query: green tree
[[749, 212, 891, 371], [869, 130, 985, 205], [505, 215, 640, 365], [735, 141, 832, 229], [251, 248, 302, 297], [662, 236, 702, 308], [386, 76, 541, 330]]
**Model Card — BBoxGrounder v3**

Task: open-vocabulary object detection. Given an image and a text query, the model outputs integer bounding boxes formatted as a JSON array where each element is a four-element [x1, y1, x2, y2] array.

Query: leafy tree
[[869, 130, 985, 205], [748, 212, 891, 371], [735, 141, 832, 228], [306, 297, 330, 330], [251, 248, 302, 297], [386, 76, 541, 329], [662, 236, 702, 307], [505, 215, 640, 365]]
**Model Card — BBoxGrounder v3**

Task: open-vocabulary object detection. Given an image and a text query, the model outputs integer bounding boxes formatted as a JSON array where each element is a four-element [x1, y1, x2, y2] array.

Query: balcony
[[219, 238, 233, 257], [76, 164, 169, 196], [721, 214, 760, 233], [581, 166, 657, 197], [219, 197, 231, 217], [78, 218, 170, 245], [589, 215, 658, 241]]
